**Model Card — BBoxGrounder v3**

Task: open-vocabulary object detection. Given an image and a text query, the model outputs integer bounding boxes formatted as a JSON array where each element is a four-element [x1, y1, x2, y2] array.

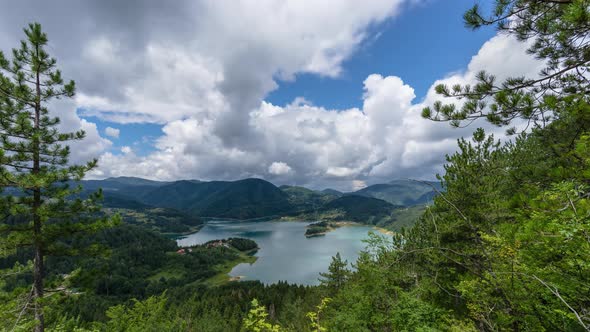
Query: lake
[[177, 220, 377, 285]]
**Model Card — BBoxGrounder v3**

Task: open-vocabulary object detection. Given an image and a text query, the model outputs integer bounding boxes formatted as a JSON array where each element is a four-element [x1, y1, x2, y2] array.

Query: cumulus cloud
[[0, 0, 417, 188], [0, 2, 544, 190], [45, 99, 112, 164], [104, 127, 120, 138], [121, 146, 132, 154], [0, 0, 412, 125], [89, 34, 542, 190], [268, 162, 293, 175]]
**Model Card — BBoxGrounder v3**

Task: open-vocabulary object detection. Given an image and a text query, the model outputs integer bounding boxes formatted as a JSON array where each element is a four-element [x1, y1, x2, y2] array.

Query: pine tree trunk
[[32, 45, 45, 332], [33, 213, 44, 332]]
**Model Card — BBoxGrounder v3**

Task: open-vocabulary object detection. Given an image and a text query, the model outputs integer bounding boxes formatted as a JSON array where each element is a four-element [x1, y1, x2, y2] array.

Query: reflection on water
[[177, 221, 375, 285], [237, 230, 273, 238]]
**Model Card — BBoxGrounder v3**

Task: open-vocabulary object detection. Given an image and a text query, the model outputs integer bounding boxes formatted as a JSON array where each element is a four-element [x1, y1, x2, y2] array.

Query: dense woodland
[[1, 0, 590, 331]]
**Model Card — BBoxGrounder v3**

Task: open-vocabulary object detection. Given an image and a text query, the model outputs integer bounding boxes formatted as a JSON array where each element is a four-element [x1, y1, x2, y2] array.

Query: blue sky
[[268, 1, 495, 108], [81, 115, 162, 156]]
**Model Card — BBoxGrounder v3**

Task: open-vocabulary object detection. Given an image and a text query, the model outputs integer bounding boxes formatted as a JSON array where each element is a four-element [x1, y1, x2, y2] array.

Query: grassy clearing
[[203, 250, 258, 286]]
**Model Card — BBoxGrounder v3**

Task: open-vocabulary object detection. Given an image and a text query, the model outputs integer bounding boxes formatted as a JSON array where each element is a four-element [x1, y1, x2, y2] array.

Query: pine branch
[[0, 86, 35, 108]]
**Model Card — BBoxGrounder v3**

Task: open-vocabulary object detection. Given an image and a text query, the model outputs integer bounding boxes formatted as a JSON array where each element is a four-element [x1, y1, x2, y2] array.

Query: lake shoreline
[[303, 220, 394, 237], [178, 219, 395, 241], [374, 227, 395, 236], [177, 220, 375, 285], [205, 250, 258, 286]]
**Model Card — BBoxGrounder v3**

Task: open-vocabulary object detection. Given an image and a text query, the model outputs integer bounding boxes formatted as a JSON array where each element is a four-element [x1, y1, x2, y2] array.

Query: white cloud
[[121, 146, 132, 154], [72, 120, 113, 163], [46, 99, 112, 165], [104, 127, 120, 138], [89, 33, 542, 190], [54, 0, 412, 127], [352, 180, 367, 191], [268, 162, 292, 175], [83, 37, 119, 65], [0, 2, 544, 190]]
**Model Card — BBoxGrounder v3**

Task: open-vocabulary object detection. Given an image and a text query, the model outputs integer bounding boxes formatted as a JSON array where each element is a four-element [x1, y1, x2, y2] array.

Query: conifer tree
[[0, 23, 114, 332], [319, 252, 350, 293], [422, 0, 590, 131]]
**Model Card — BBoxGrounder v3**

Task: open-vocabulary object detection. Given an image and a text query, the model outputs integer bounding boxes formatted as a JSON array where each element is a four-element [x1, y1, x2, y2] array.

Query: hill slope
[[352, 179, 440, 206], [287, 194, 399, 226], [190, 178, 292, 219], [79, 177, 431, 226], [140, 180, 215, 211], [320, 195, 399, 224], [140, 178, 292, 219], [280, 185, 338, 213], [101, 194, 202, 234]]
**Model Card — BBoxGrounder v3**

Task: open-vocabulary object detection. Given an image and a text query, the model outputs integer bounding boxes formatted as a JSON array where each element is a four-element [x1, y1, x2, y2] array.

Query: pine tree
[[0, 23, 114, 332], [422, 0, 590, 131], [319, 252, 350, 293]]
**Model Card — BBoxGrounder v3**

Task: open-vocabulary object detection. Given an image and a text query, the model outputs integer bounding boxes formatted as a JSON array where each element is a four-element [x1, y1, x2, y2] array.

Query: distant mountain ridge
[[350, 180, 441, 206], [103, 176, 170, 186], [318, 195, 399, 224], [79, 177, 439, 227], [88, 178, 292, 220], [280, 185, 338, 213]]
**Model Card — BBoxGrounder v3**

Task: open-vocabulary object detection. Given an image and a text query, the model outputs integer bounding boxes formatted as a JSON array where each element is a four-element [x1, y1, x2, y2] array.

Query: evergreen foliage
[[422, 0, 590, 131], [318, 253, 350, 294], [0, 23, 115, 331]]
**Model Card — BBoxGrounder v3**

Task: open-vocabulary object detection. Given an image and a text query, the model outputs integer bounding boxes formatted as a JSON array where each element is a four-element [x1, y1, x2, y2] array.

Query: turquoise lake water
[[177, 220, 376, 285]]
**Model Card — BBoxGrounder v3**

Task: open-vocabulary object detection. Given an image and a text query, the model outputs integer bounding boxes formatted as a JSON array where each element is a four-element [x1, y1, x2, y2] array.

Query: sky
[[0, 0, 543, 191]]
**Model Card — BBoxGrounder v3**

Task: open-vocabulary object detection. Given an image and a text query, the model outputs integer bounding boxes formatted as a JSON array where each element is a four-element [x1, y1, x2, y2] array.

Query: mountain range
[[81, 176, 440, 231], [353, 180, 441, 206]]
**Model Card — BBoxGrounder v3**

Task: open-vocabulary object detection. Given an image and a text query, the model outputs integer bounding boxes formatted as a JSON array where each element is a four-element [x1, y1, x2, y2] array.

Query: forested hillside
[[351, 180, 440, 206], [84, 178, 421, 228], [111, 178, 293, 219], [314, 195, 399, 224]]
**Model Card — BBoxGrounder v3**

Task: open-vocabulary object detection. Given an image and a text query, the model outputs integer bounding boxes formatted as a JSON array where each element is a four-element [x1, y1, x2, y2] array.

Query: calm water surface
[[177, 221, 376, 285]]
